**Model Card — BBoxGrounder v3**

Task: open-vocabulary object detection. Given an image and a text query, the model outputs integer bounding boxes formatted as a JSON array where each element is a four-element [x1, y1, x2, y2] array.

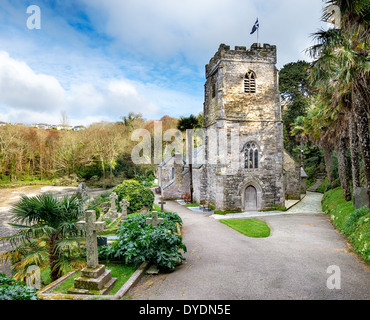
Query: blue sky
[[0, 0, 326, 126]]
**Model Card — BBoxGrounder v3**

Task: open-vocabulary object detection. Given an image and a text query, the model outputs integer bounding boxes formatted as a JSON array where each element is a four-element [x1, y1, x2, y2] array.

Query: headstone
[[69, 210, 117, 295], [97, 236, 107, 246], [78, 182, 89, 211], [78, 182, 88, 198], [158, 196, 166, 213], [119, 198, 130, 220], [146, 264, 159, 275], [140, 207, 150, 215], [146, 211, 164, 228], [25, 265, 41, 289], [354, 187, 370, 209], [76, 210, 105, 269], [105, 192, 118, 218]]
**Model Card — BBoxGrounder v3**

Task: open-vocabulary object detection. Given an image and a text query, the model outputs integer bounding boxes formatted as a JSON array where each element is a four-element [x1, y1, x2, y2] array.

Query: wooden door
[[244, 186, 257, 211]]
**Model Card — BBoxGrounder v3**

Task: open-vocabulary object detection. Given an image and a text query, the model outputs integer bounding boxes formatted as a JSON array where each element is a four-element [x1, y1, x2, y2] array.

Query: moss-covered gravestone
[[68, 210, 117, 295]]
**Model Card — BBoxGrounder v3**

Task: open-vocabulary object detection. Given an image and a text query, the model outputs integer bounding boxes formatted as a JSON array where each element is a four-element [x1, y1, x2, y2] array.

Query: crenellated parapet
[[206, 43, 277, 78]]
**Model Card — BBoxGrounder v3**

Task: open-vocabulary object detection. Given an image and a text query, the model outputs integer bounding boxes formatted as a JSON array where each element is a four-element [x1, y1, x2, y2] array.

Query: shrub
[[113, 180, 154, 214], [99, 211, 186, 271], [0, 273, 40, 300]]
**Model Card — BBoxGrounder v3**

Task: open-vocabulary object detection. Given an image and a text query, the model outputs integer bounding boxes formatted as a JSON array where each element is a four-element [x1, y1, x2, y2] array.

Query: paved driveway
[[129, 193, 369, 300]]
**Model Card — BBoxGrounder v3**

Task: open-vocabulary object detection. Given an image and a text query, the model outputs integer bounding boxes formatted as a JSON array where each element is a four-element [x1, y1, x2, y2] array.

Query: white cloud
[[0, 51, 65, 111], [82, 0, 325, 67], [0, 52, 164, 125]]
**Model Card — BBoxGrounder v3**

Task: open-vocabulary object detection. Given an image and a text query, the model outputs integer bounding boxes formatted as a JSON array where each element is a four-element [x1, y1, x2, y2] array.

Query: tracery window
[[244, 142, 259, 169]]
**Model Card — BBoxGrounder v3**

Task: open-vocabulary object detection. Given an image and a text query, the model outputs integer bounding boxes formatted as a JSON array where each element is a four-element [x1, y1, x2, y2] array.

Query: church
[[158, 43, 305, 212]]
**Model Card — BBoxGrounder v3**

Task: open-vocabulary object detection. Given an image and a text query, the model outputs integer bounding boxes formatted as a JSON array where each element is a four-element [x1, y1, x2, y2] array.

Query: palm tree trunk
[[336, 135, 351, 201], [348, 112, 361, 193], [353, 93, 370, 204], [322, 144, 334, 184], [48, 232, 61, 282]]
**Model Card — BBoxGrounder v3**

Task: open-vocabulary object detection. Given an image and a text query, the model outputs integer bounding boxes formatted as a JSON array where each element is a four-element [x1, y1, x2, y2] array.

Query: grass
[[322, 187, 370, 265], [48, 264, 138, 295], [184, 203, 200, 207], [219, 218, 270, 238]]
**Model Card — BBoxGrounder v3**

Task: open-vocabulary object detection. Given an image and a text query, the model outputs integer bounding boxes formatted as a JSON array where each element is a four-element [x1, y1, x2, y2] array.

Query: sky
[[0, 0, 327, 126]]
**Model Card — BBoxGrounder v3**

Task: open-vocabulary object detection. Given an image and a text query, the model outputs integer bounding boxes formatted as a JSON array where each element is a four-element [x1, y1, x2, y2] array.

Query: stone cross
[[146, 211, 164, 228], [78, 182, 88, 198], [76, 210, 105, 269], [158, 196, 166, 213], [78, 182, 89, 211], [119, 198, 130, 219], [109, 192, 118, 212]]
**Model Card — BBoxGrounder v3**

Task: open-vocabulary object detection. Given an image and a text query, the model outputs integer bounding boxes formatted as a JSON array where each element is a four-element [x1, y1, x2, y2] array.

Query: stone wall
[[283, 150, 301, 200]]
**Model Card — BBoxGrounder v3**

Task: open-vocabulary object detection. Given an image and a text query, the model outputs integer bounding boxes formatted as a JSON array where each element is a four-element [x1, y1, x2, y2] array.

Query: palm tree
[[0, 193, 87, 282], [307, 0, 370, 203], [290, 116, 308, 169]]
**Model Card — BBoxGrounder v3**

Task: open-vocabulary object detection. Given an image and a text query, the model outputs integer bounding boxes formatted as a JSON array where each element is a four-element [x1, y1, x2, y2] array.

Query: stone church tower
[[199, 43, 285, 211]]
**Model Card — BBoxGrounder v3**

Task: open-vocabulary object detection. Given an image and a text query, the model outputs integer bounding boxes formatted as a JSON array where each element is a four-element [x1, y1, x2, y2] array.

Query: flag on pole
[[250, 18, 259, 34]]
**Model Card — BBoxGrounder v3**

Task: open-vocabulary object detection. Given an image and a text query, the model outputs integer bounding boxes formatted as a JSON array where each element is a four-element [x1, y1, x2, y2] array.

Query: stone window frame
[[211, 82, 216, 98], [244, 70, 256, 93], [243, 141, 259, 169]]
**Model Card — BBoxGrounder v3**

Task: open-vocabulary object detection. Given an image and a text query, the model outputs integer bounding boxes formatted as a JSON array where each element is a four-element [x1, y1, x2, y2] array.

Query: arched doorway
[[244, 185, 257, 211]]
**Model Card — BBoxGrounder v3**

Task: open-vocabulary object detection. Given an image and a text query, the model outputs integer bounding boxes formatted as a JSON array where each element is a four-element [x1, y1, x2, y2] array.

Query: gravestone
[[105, 192, 118, 218], [119, 198, 130, 220], [140, 207, 150, 215], [158, 197, 166, 213], [354, 187, 369, 209], [78, 182, 89, 213], [25, 265, 41, 289], [68, 210, 117, 295], [78, 182, 88, 198], [146, 211, 164, 228]]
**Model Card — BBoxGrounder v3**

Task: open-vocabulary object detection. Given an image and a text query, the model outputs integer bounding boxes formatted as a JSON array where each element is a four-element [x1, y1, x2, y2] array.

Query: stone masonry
[[199, 43, 285, 211], [159, 43, 303, 212]]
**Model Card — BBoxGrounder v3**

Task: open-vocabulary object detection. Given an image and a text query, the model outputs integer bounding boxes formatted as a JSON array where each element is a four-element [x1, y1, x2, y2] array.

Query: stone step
[[73, 269, 113, 291], [81, 264, 105, 279], [67, 277, 117, 295]]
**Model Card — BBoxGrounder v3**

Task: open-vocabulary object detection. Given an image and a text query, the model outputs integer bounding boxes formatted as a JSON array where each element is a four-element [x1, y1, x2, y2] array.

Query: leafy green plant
[[113, 180, 154, 213], [343, 206, 369, 235], [0, 273, 40, 300], [99, 212, 186, 271]]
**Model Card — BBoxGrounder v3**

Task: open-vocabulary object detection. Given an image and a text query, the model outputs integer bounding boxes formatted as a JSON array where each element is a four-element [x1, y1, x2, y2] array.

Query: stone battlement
[[206, 43, 277, 77]]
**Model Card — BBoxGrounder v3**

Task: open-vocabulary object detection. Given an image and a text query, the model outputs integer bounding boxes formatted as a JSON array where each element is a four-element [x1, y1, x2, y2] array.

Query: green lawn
[[219, 218, 270, 238]]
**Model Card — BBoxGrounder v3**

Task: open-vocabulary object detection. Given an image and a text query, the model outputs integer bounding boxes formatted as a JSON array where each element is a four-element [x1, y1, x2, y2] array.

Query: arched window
[[244, 142, 259, 169], [244, 71, 256, 93]]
